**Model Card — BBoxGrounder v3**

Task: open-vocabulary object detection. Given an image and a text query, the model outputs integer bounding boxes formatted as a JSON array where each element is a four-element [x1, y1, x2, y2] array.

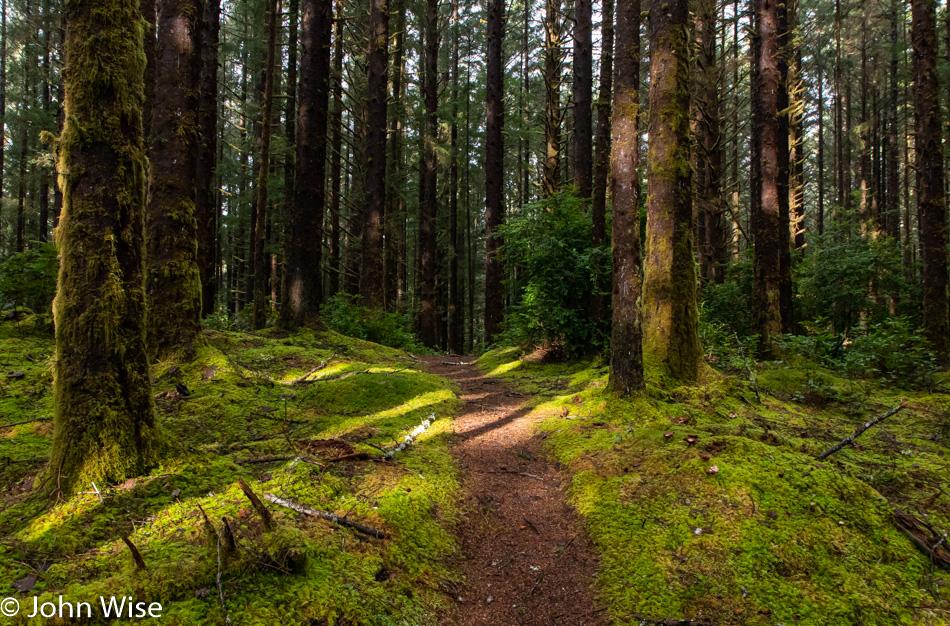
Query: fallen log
[[384, 413, 434, 459], [263, 493, 388, 539], [893, 508, 950, 571], [816, 402, 909, 460]]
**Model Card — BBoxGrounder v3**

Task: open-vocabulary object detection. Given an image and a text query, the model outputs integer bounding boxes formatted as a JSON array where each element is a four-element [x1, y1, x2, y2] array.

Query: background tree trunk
[[484, 0, 505, 342], [196, 0, 221, 317], [418, 0, 439, 347], [571, 0, 592, 197]]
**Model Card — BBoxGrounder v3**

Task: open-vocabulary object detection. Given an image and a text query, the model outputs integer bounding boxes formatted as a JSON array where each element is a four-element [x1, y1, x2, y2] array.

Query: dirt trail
[[421, 356, 605, 626]]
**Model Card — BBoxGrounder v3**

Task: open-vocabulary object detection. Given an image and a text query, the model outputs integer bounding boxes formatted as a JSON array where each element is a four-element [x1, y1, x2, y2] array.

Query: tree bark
[[607, 0, 643, 395], [358, 0, 389, 309], [196, 0, 220, 317], [327, 0, 343, 297], [448, 0, 463, 355], [484, 0, 505, 343], [542, 0, 561, 197], [911, 0, 949, 361], [418, 0, 439, 347], [146, 0, 203, 357], [252, 0, 279, 329], [642, 0, 702, 381], [281, 0, 331, 327], [49, 0, 157, 495], [571, 0, 592, 197], [385, 0, 407, 308], [0, 0, 6, 252], [590, 0, 613, 324]]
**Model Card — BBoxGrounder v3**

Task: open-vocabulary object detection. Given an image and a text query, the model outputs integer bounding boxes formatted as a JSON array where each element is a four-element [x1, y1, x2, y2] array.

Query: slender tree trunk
[[49, 0, 157, 495], [750, 0, 790, 355], [385, 0, 407, 307], [448, 0, 463, 354], [0, 0, 6, 253], [484, 0, 505, 342], [196, 0, 221, 316], [590, 0, 613, 323], [572, 0, 592, 197], [252, 0, 279, 329], [281, 0, 331, 327], [38, 0, 51, 243], [883, 0, 897, 240], [146, 0, 203, 357], [608, 0, 642, 395], [817, 63, 825, 236], [328, 0, 343, 297], [418, 0, 439, 347], [358, 0, 389, 308], [776, 0, 793, 333], [911, 0, 949, 361], [642, 0, 701, 381], [542, 0, 561, 197], [834, 0, 843, 220]]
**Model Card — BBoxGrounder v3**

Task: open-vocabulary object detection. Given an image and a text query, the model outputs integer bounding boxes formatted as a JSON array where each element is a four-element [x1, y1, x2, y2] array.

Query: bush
[[700, 252, 754, 337], [321, 293, 428, 353], [0, 243, 59, 313], [780, 317, 936, 384], [494, 192, 608, 357]]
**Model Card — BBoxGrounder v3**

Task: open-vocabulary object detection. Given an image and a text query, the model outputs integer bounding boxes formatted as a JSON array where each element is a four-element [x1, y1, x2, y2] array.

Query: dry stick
[[291, 354, 335, 385], [235, 455, 325, 467], [816, 402, 909, 460], [237, 478, 273, 528], [626, 615, 714, 626], [441, 361, 474, 366], [121, 537, 147, 570], [215, 537, 231, 625], [262, 493, 389, 539], [0, 417, 46, 428], [220, 517, 237, 554]]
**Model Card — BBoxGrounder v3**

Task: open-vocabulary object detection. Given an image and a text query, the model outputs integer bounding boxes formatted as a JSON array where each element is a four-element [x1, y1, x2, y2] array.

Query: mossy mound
[[478, 347, 950, 625], [0, 319, 462, 625]]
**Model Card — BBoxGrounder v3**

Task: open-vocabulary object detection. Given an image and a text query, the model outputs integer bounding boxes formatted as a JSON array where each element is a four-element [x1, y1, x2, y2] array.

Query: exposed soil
[[421, 356, 605, 626]]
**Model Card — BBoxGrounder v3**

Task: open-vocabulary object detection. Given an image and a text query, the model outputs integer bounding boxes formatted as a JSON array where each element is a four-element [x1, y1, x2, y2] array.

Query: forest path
[[420, 356, 605, 626]]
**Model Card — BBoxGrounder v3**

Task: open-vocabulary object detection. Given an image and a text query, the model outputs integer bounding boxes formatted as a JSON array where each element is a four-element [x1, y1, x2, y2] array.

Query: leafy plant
[[494, 192, 608, 357], [321, 293, 430, 353], [0, 243, 58, 314]]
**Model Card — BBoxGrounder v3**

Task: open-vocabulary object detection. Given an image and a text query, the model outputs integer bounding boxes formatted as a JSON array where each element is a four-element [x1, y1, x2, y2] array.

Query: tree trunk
[[608, 0, 643, 395], [911, 0, 949, 361], [589, 0, 612, 324], [750, 0, 791, 356], [49, 0, 157, 496], [642, 0, 701, 381], [0, 0, 6, 252], [448, 0, 463, 355], [327, 0, 343, 297], [484, 0, 505, 343], [572, 0, 592, 197], [385, 0, 407, 308], [542, 0, 561, 197], [817, 63, 824, 236], [252, 0, 279, 329], [196, 0, 220, 317], [418, 0, 439, 347], [38, 0, 52, 243], [281, 0, 331, 327], [146, 0, 203, 357], [358, 0, 389, 309]]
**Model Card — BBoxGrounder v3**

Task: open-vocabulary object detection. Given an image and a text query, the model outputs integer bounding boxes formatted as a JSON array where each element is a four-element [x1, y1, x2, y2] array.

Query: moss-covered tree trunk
[[641, 0, 701, 382], [196, 0, 221, 317], [49, 0, 158, 495], [911, 0, 950, 362], [608, 0, 643, 395], [146, 0, 203, 358], [281, 0, 331, 328]]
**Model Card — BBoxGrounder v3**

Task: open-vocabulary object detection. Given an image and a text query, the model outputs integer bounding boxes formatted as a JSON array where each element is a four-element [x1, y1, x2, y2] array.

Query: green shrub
[[699, 252, 754, 337], [0, 243, 59, 313], [495, 192, 608, 356], [321, 293, 428, 353]]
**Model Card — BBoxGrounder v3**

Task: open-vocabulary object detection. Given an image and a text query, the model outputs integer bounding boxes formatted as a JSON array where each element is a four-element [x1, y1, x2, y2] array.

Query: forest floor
[[420, 356, 604, 626]]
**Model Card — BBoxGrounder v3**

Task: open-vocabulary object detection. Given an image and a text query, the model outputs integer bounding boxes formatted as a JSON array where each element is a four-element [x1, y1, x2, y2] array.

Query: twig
[[626, 614, 715, 626], [441, 361, 474, 366], [235, 455, 325, 467], [0, 417, 46, 428], [237, 478, 273, 528], [91, 482, 103, 504], [816, 402, 909, 460], [263, 493, 389, 539], [291, 354, 335, 385], [216, 537, 231, 625], [121, 537, 147, 570]]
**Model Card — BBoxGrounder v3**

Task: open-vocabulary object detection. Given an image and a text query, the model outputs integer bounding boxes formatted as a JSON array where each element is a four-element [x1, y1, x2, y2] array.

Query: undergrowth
[[0, 318, 461, 625], [478, 346, 950, 625]]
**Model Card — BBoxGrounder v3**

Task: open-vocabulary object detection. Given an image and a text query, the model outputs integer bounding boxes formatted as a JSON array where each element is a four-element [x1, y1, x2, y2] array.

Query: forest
[[0, 0, 949, 622]]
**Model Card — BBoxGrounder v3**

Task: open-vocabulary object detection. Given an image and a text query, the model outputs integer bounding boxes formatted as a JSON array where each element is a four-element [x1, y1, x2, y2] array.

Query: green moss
[[478, 347, 950, 625], [1, 322, 463, 625]]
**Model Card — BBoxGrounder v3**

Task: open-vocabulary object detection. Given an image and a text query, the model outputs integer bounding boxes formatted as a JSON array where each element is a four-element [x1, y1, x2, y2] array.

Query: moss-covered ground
[[0, 316, 462, 625], [478, 347, 950, 625]]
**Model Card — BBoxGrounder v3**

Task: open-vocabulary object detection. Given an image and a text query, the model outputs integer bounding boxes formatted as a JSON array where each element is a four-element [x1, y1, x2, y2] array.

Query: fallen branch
[[291, 355, 335, 385], [478, 469, 544, 481], [441, 361, 474, 366], [384, 413, 434, 459], [893, 508, 950, 572], [215, 537, 231, 625], [627, 615, 715, 626], [0, 417, 47, 429], [121, 537, 147, 570], [263, 493, 388, 539], [237, 478, 273, 529], [816, 402, 909, 460], [235, 455, 324, 468]]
